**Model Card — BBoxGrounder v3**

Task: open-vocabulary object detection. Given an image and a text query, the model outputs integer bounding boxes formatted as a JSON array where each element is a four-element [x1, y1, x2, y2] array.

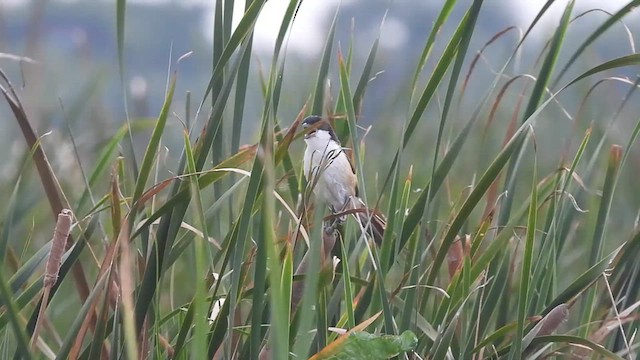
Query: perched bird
[[301, 115, 386, 244]]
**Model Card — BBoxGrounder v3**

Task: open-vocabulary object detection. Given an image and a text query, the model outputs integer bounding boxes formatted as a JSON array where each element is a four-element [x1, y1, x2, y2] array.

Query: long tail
[[351, 197, 386, 245]]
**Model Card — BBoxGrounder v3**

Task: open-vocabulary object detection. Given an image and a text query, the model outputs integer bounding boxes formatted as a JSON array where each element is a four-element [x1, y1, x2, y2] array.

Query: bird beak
[[302, 123, 315, 139]]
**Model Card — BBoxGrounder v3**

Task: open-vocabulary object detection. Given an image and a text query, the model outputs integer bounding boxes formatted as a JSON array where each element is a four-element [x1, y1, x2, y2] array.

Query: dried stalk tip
[[610, 144, 622, 164], [43, 209, 73, 288], [447, 235, 470, 278]]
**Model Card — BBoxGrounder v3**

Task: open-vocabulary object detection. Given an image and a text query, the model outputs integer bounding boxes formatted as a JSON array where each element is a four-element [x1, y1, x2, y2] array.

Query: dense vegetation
[[1, 0, 640, 359]]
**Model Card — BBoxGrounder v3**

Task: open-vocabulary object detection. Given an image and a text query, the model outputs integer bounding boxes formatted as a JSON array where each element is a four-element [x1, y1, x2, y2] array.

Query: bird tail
[[351, 197, 386, 246]]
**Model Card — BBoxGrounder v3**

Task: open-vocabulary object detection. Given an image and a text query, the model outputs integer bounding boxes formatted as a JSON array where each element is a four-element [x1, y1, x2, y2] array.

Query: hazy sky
[[4, 0, 637, 56], [204, 0, 637, 56]]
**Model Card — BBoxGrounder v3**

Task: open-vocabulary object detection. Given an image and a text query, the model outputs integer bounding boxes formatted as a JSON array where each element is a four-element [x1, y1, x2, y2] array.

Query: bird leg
[[324, 198, 354, 237], [323, 221, 338, 237], [329, 204, 349, 227]]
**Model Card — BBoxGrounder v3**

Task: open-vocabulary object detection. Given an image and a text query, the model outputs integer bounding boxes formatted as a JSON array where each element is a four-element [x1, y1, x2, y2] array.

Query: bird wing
[[341, 147, 359, 196]]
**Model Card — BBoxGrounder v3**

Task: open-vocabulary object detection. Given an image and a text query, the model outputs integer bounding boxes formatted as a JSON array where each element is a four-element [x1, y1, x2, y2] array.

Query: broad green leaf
[[312, 331, 417, 360]]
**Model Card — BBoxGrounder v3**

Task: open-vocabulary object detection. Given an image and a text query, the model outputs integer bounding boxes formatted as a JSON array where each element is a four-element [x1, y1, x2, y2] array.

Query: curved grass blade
[[540, 245, 620, 317], [553, 0, 640, 86], [565, 53, 640, 88]]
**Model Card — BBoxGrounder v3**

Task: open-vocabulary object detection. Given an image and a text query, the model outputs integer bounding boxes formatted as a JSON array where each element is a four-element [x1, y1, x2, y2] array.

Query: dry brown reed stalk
[[31, 209, 73, 350]]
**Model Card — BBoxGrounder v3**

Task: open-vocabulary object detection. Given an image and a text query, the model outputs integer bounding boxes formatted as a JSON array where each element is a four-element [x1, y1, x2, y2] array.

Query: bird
[[301, 115, 386, 244]]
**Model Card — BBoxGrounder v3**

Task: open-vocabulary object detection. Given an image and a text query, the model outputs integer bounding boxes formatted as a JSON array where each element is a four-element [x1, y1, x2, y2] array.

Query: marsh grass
[[1, 0, 640, 359]]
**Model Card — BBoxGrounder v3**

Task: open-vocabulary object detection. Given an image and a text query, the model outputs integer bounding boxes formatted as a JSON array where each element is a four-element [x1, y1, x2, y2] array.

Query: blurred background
[[1, 0, 639, 251], [2, 2, 640, 356]]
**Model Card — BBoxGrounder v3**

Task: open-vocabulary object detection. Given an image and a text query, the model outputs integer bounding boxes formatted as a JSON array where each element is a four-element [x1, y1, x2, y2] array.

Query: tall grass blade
[[131, 75, 176, 211], [580, 145, 622, 336], [311, 9, 338, 116], [410, 0, 457, 94], [198, 0, 266, 113], [55, 273, 108, 360], [183, 129, 209, 358], [499, 0, 574, 226], [509, 145, 537, 358]]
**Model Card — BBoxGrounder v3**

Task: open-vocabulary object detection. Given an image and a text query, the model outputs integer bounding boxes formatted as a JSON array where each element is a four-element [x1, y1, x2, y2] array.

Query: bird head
[[302, 115, 339, 143]]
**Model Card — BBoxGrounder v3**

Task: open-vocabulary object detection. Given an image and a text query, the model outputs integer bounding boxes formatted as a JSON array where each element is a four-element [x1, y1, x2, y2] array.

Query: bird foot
[[323, 222, 337, 236], [327, 206, 346, 228]]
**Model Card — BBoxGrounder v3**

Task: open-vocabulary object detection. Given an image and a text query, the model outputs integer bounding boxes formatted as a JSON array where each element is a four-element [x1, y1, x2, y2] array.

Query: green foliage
[[1, 1, 640, 359], [314, 331, 417, 360]]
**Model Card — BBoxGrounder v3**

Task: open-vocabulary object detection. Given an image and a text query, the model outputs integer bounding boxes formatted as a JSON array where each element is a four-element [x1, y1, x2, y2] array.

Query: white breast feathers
[[303, 132, 357, 212]]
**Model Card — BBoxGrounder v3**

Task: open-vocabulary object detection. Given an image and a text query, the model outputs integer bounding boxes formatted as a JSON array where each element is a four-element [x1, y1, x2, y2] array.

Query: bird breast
[[303, 137, 357, 210]]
